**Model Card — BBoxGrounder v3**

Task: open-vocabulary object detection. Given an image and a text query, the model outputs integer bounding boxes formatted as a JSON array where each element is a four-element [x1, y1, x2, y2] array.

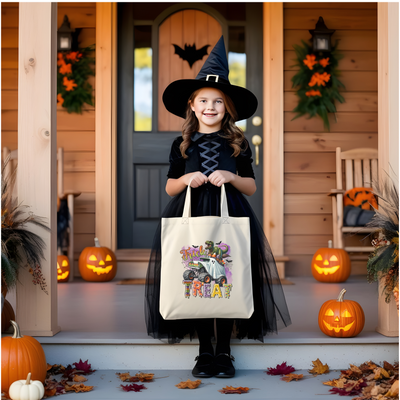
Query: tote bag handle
[[182, 180, 229, 218]]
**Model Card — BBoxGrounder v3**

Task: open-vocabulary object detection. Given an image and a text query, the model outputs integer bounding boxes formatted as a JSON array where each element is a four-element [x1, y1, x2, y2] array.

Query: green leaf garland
[[57, 45, 95, 114], [291, 40, 345, 131]]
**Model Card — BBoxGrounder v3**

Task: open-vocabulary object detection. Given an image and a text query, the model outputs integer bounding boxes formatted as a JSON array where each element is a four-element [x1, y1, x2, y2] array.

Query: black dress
[[145, 131, 291, 343]]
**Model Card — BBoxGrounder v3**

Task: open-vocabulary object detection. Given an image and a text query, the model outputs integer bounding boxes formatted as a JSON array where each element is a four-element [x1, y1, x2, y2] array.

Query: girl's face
[[190, 88, 226, 133]]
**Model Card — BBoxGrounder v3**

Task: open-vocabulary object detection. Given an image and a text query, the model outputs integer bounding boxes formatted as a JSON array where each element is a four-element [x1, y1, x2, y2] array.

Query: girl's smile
[[191, 88, 226, 133]]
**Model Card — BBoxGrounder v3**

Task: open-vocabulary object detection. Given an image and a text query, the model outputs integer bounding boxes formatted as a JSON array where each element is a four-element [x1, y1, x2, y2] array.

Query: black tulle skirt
[[145, 183, 291, 343]]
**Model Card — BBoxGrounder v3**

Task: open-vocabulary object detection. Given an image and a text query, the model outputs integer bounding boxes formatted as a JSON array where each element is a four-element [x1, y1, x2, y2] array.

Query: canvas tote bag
[[160, 183, 253, 320]]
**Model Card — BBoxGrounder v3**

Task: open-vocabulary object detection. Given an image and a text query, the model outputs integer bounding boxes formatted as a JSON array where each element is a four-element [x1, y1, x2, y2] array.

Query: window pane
[[228, 27, 246, 131], [134, 26, 152, 131]]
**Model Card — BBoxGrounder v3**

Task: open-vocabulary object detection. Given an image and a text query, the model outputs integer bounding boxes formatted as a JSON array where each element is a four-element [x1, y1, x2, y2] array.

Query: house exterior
[[1, 2, 398, 335]]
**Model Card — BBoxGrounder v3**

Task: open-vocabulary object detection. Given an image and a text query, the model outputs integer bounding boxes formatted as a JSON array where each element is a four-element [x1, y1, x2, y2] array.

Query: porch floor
[[48, 275, 396, 344]]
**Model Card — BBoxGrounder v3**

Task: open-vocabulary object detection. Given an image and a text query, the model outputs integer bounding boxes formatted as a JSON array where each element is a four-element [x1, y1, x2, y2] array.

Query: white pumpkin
[[9, 373, 44, 400]]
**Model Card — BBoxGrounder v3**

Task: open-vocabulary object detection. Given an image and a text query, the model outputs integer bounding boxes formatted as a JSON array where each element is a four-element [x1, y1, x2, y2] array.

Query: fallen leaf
[[135, 372, 154, 382], [309, 359, 329, 375], [64, 383, 94, 393], [371, 384, 387, 396], [62, 367, 79, 379], [374, 367, 391, 380], [219, 386, 249, 394], [266, 362, 296, 375], [175, 379, 202, 389], [281, 373, 303, 382], [44, 388, 57, 398], [72, 359, 96, 374], [384, 361, 395, 372], [328, 379, 367, 397], [385, 380, 399, 397], [323, 378, 346, 388], [73, 375, 88, 382], [120, 384, 147, 392]]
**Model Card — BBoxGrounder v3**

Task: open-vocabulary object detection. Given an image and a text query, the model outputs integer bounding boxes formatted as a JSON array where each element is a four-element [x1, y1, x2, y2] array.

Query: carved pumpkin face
[[318, 289, 365, 338], [57, 255, 70, 283], [79, 245, 117, 282], [311, 247, 350, 283]]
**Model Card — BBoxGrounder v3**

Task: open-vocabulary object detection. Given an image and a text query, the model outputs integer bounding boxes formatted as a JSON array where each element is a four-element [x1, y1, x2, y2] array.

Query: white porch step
[[39, 333, 398, 370]]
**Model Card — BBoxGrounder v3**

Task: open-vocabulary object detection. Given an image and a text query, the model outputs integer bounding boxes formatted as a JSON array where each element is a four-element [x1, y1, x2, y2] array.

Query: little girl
[[145, 36, 291, 378]]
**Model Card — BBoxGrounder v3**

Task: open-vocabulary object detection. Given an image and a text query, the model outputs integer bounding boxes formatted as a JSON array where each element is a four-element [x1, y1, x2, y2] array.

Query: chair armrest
[[327, 189, 345, 197], [60, 191, 82, 200]]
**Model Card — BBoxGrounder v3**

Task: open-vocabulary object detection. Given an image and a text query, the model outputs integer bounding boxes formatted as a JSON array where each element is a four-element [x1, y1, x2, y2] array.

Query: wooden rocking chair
[[328, 147, 378, 253], [2, 147, 81, 281]]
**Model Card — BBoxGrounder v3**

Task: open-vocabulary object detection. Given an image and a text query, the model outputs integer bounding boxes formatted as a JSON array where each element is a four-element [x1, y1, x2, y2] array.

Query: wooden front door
[[117, 3, 263, 249]]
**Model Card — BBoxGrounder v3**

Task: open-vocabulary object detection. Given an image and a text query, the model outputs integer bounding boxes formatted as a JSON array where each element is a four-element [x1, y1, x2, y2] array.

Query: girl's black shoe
[[192, 353, 215, 378], [213, 353, 235, 378]]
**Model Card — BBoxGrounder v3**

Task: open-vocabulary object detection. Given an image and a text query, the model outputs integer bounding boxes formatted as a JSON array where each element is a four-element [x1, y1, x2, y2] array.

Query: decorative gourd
[[311, 241, 351, 283], [2, 299, 16, 332], [57, 255, 70, 283], [78, 238, 117, 282], [318, 289, 365, 338], [1, 321, 47, 393], [9, 372, 44, 400]]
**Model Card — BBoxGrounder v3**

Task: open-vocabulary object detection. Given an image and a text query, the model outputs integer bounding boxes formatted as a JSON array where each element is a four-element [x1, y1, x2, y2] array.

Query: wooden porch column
[[17, 3, 60, 336], [376, 2, 399, 337], [96, 3, 118, 249], [263, 3, 287, 278]]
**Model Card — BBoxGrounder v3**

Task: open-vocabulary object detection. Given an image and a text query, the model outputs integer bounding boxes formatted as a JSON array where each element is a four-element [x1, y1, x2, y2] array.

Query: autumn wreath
[[57, 45, 95, 114], [291, 40, 345, 131]]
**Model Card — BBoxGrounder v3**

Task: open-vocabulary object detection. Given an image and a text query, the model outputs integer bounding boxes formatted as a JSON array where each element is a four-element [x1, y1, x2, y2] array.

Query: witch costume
[[145, 37, 291, 345]]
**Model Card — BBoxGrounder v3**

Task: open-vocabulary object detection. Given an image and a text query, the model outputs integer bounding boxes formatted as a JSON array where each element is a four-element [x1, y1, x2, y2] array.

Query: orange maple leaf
[[281, 373, 304, 382], [303, 54, 318, 70], [59, 62, 72, 75], [63, 76, 77, 91], [175, 379, 202, 389], [57, 93, 64, 106], [66, 51, 82, 62], [319, 57, 330, 68], [305, 90, 322, 97], [309, 72, 331, 87]]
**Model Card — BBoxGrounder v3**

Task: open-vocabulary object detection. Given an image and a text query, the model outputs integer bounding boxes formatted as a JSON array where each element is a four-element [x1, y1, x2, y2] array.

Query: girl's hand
[[208, 170, 235, 187], [183, 171, 208, 188]]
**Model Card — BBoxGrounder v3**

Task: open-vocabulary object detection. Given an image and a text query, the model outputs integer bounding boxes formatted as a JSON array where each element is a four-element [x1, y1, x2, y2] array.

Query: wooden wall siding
[[283, 2, 378, 276], [158, 10, 222, 131], [1, 3, 96, 276]]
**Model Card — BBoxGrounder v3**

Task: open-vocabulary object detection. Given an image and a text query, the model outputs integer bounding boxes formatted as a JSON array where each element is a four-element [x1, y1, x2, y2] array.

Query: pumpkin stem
[[337, 288, 347, 302], [328, 240, 333, 248], [10, 320, 23, 339], [26, 372, 31, 385], [94, 237, 101, 247]]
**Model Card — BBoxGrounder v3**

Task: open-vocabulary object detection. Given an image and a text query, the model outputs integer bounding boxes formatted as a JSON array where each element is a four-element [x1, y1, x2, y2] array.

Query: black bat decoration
[[216, 241, 222, 245], [226, 260, 232, 263], [172, 43, 210, 68], [192, 245, 199, 248]]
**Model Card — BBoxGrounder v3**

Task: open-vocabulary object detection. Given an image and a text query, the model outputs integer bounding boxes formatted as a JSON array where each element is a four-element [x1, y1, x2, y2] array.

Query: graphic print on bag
[[180, 240, 233, 299]]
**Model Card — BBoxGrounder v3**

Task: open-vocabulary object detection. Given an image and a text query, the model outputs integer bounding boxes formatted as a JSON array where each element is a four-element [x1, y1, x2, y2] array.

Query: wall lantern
[[57, 15, 74, 51], [309, 16, 335, 52]]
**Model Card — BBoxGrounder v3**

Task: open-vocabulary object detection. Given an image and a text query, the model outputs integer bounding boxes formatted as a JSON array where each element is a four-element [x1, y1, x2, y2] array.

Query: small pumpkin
[[1, 321, 47, 393], [9, 372, 44, 400], [311, 240, 351, 283], [2, 299, 16, 332], [57, 255, 70, 283], [318, 288, 365, 338], [78, 238, 117, 282]]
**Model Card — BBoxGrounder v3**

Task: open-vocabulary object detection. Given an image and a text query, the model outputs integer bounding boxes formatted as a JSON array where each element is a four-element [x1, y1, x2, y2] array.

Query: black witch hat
[[162, 36, 258, 122]]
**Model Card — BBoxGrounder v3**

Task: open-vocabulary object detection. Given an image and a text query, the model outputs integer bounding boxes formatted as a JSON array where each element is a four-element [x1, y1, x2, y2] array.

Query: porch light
[[309, 17, 335, 52], [57, 15, 74, 51]]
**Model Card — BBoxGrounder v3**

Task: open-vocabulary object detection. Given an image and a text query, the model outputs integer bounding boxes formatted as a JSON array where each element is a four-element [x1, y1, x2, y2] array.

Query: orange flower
[[66, 51, 82, 62], [57, 93, 64, 106], [59, 62, 72, 75], [303, 54, 318, 70], [305, 90, 322, 97], [319, 58, 330, 68], [63, 76, 77, 91], [309, 72, 331, 87], [57, 53, 66, 67]]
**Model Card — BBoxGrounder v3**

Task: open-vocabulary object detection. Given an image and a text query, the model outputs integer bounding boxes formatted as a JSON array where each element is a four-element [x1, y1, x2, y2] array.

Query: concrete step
[[35, 368, 370, 400]]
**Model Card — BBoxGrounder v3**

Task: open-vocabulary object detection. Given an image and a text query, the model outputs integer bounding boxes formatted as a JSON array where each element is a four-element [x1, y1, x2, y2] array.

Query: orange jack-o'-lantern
[[318, 289, 365, 338], [57, 255, 70, 283], [311, 241, 350, 283], [344, 187, 378, 210], [79, 238, 117, 282]]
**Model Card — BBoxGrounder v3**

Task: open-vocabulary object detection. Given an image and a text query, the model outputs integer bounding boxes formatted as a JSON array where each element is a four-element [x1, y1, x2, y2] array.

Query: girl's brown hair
[[180, 88, 247, 159]]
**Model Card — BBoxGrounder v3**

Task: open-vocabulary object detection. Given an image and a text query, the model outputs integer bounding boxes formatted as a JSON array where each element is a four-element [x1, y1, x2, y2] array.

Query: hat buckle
[[206, 75, 219, 82]]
